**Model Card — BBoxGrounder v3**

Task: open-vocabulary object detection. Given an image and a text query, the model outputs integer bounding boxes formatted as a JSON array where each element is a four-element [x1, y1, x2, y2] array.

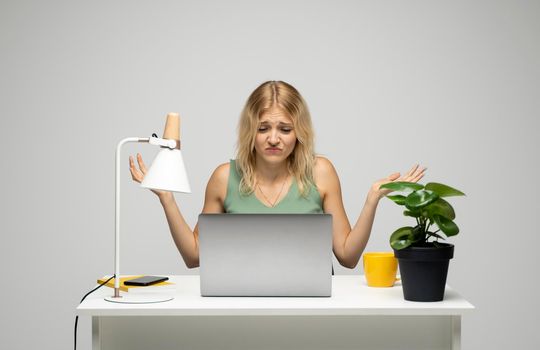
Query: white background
[[1, 1, 539, 349]]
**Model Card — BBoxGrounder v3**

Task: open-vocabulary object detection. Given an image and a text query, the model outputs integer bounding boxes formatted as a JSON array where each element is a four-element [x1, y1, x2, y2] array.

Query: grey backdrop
[[1, 0, 539, 349]]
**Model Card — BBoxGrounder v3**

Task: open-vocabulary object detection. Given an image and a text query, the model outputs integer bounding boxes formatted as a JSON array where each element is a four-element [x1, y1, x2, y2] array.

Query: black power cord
[[74, 275, 115, 350]]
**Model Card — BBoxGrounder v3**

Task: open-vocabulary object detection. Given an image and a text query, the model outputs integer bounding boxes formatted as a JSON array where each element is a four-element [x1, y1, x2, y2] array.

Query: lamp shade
[[141, 148, 191, 193]]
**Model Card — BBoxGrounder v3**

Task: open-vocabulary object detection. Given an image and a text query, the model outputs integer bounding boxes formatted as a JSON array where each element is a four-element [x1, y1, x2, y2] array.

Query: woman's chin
[[259, 154, 287, 164]]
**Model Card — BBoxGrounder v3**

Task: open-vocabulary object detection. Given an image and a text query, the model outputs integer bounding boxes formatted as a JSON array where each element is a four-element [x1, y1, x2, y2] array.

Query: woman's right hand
[[129, 153, 170, 199]]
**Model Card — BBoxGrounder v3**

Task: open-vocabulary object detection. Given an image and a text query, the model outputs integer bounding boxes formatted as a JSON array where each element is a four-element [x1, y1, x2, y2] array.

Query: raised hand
[[369, 164, 427, 201], [129, 153, 168, 197]]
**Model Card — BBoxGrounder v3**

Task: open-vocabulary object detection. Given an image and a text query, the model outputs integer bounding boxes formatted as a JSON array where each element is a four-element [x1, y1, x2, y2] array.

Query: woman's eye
[[258, 126, 292, 133]]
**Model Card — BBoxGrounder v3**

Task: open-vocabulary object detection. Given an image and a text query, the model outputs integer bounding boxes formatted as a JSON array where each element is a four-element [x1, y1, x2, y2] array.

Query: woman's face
[[254, 107, 297, 165]]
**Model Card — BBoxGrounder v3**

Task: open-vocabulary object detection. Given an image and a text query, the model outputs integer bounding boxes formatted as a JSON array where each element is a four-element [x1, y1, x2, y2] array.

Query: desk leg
[[452, 315, 461, 350], [92, 316, 101, 350]]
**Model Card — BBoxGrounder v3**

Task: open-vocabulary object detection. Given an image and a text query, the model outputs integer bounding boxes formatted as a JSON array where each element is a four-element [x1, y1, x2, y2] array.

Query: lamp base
[[105, 294, 174, 304]]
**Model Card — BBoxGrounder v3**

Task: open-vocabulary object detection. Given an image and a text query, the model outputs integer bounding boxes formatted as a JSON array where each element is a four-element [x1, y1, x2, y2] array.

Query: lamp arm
[[113, 137, 150, 297]]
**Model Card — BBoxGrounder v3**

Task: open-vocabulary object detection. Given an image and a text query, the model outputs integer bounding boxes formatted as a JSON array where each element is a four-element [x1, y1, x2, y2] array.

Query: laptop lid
[[198, 213, 333, 297]]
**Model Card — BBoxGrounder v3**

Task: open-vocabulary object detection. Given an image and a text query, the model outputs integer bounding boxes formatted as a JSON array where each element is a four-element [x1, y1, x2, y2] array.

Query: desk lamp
[[104, 113, 190, 304]]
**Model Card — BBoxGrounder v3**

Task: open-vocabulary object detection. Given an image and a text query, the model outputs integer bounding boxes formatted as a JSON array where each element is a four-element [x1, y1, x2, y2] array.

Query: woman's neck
[[254, 159, 290, 185]]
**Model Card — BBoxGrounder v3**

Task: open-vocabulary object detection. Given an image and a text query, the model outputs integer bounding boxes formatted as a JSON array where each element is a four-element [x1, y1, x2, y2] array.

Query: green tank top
[[223, 160, 323, 214]]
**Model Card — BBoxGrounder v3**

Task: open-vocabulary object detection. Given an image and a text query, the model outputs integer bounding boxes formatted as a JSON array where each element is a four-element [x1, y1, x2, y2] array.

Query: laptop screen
[[198, 213, 333, 297]]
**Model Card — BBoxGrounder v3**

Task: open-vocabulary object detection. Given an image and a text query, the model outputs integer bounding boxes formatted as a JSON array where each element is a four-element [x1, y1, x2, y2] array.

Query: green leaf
[[425, 198, 456, 220], [380, 182, 424, 192], [390, 226, 414, 250], [391, 239, 413, 250], [404, 210, 421, 218], [433, 215, 459, 237], [425, 182, 465, 197], [387, 195, 407, 205], [405, 190, 439, 210]]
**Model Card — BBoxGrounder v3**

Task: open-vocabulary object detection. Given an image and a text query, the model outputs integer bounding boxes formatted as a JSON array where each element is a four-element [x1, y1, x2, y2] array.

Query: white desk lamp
[[105, 113, 190, 304]]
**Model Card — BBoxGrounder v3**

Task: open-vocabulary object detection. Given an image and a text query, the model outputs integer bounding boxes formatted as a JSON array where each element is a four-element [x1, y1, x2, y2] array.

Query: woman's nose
[[268, 129, 280, 144]]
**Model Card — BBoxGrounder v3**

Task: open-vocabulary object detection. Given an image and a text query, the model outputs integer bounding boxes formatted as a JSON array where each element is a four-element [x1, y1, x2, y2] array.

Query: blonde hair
[[235, 81, 316, 197]]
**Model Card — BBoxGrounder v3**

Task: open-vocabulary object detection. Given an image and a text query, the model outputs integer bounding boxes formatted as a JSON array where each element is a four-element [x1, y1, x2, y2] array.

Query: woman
[[129, 81, 425, 269]]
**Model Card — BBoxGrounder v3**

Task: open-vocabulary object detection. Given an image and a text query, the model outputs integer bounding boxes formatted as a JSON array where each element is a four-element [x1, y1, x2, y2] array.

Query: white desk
[[77, 275, 474, 350]]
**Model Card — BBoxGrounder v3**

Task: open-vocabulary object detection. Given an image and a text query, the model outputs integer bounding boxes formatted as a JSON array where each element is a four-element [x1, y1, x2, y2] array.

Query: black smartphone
[[124, 276, 169, 286]]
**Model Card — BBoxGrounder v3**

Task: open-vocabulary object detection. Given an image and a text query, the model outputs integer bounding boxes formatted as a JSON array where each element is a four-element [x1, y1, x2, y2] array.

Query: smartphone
[[124, 276, 169, 286]]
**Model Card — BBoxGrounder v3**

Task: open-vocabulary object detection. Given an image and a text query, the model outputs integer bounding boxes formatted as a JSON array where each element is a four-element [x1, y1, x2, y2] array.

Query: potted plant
[[379, 181, 465, 301]]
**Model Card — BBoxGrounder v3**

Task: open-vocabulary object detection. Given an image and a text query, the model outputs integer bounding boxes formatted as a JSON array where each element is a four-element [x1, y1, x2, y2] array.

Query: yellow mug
[[363, 252, 399, 287]]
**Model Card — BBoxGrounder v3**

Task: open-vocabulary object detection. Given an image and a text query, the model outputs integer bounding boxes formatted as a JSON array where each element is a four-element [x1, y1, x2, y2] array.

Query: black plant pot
[[394, 243, 454, 302]]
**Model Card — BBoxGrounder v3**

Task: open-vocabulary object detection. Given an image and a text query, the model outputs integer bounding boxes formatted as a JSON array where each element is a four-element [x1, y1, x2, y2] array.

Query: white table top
[[77, 275, 474, 316]]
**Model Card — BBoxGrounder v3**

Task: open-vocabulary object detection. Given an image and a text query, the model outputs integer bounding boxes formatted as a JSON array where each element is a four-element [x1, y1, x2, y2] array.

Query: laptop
[[198, 214, 333, 297]]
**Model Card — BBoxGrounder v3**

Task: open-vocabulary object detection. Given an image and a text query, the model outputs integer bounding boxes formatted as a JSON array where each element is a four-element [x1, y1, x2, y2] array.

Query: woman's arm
[[157, 192, 200, 268], [130, 153, 228, 268], [160, 163, 229, 268], [315, 157, 425, 269]]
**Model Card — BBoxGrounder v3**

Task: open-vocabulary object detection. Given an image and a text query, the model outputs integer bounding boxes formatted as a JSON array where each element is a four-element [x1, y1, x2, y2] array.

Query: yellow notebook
[[97, 276, 174, 292]]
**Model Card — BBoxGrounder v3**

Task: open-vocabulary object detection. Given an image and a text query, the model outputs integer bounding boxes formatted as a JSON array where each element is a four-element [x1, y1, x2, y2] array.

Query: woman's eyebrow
[[259, 120, 292, 125]]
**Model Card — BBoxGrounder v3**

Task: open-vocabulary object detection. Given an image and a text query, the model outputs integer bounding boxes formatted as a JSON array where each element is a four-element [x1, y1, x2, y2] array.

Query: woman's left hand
[[368, 164, 427, 202]]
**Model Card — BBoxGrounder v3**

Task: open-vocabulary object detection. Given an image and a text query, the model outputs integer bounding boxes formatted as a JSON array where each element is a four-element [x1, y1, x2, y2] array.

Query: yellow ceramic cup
[[363, 252, 399, 287]]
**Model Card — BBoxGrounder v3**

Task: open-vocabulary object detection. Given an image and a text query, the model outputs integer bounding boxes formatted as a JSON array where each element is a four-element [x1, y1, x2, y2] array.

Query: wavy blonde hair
[[235, 81, 316, 197]]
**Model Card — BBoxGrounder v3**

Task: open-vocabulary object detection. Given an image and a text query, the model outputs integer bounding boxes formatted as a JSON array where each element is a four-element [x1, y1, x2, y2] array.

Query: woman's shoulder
[[314, 155, 336, 177], [205, 162, 231, 202], [210, 162, 231, 184], [313, 156, 339, 196]]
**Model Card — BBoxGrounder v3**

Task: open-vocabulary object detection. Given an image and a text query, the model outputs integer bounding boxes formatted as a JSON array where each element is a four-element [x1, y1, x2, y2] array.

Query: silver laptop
[[198, 214, 333, 297]]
